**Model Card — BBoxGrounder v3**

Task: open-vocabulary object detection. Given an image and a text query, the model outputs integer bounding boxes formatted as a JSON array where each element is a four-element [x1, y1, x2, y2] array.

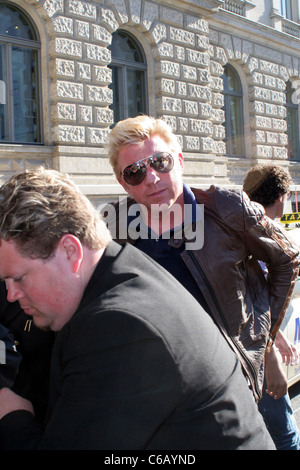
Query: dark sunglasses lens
[[123, 165, 147, 186], [123, 153, 174, 186], [151, 153, 173, 173]]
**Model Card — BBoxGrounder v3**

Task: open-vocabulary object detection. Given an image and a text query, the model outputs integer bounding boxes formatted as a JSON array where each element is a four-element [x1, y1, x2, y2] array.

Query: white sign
[[0, 340, 5, 364]]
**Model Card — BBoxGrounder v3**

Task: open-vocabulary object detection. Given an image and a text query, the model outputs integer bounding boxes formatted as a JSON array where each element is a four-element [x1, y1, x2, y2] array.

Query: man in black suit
[[0, 168, 274, 450]]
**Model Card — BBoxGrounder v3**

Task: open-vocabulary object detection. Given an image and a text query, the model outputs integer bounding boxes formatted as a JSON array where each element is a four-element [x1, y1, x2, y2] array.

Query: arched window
[[0, 2, 41, 143], [109, 30, 148, 124], [285, 81, 300, 160], [221, 64, 244, 157]]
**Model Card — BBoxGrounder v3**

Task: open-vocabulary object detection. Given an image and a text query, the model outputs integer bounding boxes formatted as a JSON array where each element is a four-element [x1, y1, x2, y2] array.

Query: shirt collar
[[127, 184, 201, 238], [183, 184, 200, 224]]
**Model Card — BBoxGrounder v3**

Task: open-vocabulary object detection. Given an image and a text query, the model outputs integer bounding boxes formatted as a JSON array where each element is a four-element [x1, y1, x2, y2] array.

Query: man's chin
[[31, 316, 52, 332]]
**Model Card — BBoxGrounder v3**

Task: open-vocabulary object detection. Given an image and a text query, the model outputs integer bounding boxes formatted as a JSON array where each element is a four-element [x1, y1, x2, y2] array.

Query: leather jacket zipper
[[187, 250, 261, 398]]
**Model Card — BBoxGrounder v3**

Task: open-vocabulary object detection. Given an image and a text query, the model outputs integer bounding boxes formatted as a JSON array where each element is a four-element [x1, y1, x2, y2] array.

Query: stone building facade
[[1, 0, 300, 204]]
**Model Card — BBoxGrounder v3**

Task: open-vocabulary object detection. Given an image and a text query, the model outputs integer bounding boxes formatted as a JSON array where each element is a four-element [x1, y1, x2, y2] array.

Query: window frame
[[221, 64, 245, 158], [279, 0, 293, 20], [285, 81, 300, 161], [109, 30, 148, 125], [0, 3, 43, 145]]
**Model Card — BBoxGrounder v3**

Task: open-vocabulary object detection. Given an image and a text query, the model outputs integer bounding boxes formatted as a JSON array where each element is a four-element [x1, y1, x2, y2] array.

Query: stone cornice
[[211, 8, 300, 55]]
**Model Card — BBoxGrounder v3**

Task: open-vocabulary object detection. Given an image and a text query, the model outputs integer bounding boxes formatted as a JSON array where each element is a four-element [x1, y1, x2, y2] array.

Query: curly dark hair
[[243, 164, 292, 207]]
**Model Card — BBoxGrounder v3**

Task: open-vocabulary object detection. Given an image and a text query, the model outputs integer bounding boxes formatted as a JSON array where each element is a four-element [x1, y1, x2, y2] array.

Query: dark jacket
[[0, 242, 275, 449], [0, 282, 54, 423], [104, 186, 300, 400]]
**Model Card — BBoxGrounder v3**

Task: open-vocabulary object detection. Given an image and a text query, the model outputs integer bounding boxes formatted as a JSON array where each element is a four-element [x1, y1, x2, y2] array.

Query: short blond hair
[[107, 115, 182, 177], [0, 167, 111, 259]]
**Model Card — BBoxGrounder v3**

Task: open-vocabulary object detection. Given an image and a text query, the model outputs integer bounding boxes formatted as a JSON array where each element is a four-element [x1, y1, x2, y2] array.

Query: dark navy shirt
[[129, 184, 210, 313]]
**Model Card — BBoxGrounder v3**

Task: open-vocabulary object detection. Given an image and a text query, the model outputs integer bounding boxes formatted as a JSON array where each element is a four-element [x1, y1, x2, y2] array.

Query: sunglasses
[[122, 152, 174, 186]]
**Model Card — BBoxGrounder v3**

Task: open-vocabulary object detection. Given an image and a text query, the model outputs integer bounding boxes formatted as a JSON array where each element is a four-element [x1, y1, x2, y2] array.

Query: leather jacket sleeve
[[212, 187, 300, 345], [242, 207, 299, 345]]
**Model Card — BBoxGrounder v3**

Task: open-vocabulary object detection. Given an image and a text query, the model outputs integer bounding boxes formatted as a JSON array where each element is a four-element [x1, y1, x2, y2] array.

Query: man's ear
[[59, 234, 83, 273], [178, 152, 184, 172]]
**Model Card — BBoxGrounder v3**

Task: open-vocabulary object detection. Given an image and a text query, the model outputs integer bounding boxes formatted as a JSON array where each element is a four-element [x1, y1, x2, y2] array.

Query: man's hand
[[275, 330, 299, 366], [265, 347, 288, 399], [0, 388, 34, 419]]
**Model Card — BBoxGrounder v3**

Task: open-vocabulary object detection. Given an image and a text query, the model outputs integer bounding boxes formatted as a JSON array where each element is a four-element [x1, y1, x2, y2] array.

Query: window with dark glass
[[109, 30, 148, 124], [286, 81, 300, 160], [0, 3, 41, 144], [221, 64, 244, 157]]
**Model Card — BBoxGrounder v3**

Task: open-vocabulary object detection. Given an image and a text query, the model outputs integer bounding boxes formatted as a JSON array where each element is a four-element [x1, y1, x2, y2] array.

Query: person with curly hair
[[244, 163, 300, 450], [243, 164, 292, 218]]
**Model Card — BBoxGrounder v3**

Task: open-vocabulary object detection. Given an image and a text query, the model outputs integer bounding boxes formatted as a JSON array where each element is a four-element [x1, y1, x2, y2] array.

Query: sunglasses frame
[[122, 152, 174, 186]]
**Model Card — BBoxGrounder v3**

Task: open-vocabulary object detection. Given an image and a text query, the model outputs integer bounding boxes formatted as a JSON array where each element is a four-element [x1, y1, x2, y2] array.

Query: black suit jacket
[[0, 242, 275, 450]]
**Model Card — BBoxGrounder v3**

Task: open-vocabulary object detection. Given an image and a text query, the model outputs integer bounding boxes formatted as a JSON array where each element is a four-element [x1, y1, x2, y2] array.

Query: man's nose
[[145, 166, 160, 184], [5, 281, 23, 303]]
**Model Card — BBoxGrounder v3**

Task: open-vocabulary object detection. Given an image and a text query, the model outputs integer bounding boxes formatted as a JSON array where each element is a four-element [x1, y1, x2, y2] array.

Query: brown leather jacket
[[104, 186, 300, 400]]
